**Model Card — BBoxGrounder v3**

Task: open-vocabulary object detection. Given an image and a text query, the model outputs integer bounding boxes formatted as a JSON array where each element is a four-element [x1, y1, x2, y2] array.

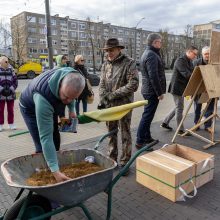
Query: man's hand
[[69, 111, 77, 118], [158, 95, 164, 100], [53, 171, 71, 183]]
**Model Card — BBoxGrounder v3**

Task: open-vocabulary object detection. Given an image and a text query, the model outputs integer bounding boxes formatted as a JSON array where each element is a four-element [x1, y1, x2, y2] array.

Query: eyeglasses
[[191, 51, 198, 56]]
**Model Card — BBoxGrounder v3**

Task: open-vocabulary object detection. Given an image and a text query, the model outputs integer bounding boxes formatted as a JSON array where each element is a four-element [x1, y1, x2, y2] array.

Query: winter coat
[[0, 66, 18, 101], [99, 53, 139, 108], [74, 64, 91, 100], [140, 46, 166, 97], [168, 54, 194, 96]]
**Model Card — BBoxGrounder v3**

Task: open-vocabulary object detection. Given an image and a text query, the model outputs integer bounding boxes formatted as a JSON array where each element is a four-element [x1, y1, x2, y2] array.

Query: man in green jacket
[[19, 67, 85, 182]]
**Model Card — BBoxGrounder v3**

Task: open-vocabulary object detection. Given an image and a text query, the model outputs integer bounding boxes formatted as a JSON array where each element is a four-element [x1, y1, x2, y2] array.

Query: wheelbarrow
[[0, 130, 158, 220]]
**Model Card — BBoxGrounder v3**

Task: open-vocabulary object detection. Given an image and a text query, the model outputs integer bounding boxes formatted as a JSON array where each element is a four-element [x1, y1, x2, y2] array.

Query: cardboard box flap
[[160, 144, 214, 173]]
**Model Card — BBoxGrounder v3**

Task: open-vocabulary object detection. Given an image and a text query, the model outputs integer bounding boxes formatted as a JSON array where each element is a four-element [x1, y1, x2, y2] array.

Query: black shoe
[[135, 138, 157, 150], [118, 165, 130, 176], [178, 130, 191, 136], [160, 123, 173, 130]]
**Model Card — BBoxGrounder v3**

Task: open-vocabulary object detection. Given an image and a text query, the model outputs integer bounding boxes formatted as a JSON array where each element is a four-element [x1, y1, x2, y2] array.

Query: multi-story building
[[193, 19, 220, 40], [11, 11, 209, 69]]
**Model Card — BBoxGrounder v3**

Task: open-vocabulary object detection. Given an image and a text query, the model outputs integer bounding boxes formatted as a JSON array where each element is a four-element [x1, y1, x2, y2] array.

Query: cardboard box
[[160, 144, 214, 188], [136, 151, 196, 202]]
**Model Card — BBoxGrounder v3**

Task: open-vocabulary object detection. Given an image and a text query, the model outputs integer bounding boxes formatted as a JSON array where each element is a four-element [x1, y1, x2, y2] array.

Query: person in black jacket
[[136, 33, 166, 149], [160, 46, 198, 134], [193, 46, 214, 132], [74, 55, 91, 115]]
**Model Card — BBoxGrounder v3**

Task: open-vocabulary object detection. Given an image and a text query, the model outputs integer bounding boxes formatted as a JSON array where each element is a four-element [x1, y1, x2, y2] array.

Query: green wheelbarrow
[[0, 130, 158, 220]]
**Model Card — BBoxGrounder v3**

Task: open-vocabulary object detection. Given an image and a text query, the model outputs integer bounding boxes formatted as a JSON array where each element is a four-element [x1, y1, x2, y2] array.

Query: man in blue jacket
[[19, 67, 85, 182], [136, 33, 166, 149]]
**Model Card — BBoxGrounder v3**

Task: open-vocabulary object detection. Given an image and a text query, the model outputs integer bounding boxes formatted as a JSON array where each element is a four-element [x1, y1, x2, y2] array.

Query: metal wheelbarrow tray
[[1, 148, 117, 206]]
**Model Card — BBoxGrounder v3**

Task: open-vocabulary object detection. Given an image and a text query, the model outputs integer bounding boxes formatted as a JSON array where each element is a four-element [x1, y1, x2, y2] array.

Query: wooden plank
[[210, 29, 220, 64], [183, 67, 205, 96], [200, 65, 220, 98]]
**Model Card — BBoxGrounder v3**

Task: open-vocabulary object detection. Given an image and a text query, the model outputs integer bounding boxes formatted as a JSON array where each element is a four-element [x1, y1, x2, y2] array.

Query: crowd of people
[[0, 34, 214, 180]]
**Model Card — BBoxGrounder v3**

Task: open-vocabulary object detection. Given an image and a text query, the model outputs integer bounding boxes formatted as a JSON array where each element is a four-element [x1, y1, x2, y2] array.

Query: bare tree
[[86, 17, 96, 73], [0, 19, 12, 56], [10, 17, 32, 63], [68, 38, 80, 62], [159, 28, 169, 68], [184, 24, 193, 48]]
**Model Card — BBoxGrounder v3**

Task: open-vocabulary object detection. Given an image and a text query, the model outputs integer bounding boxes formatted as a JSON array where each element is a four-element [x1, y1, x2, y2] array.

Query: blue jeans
[[194, 97, 214, 129], [75, 99, 87, 115], [19, 103, 60, 153], [136, 94, 159, 144]]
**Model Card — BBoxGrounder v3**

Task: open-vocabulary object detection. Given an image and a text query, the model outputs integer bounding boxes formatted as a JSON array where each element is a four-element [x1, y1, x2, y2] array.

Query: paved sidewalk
[[1, 114, 220, 219]]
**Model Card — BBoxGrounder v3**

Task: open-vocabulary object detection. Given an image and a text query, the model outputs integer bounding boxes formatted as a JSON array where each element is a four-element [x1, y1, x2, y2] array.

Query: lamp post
[[134, 17, 145, 61]]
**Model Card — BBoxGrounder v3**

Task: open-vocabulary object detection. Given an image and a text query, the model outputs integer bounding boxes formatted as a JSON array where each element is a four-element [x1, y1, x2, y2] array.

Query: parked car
[[87, 72, 100, 86]]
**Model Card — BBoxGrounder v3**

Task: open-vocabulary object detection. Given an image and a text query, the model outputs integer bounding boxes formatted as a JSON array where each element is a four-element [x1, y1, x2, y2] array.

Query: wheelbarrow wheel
[[4, 194, 52, 220]]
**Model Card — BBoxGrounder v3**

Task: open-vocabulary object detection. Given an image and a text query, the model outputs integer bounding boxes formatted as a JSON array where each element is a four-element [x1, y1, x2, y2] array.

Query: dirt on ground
[[26, 161, 104, 186]]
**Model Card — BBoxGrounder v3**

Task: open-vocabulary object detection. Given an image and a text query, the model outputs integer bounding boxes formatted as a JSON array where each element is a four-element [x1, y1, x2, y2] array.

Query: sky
[[1, 0, 220, 34]]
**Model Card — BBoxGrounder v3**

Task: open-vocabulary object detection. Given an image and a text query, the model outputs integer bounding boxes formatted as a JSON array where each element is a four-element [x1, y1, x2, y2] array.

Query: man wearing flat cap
[[98, 38, 139, 176]]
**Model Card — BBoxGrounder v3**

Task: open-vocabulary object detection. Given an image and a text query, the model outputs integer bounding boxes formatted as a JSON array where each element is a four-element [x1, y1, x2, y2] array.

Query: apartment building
[[11, 11, 207, 69], [193, 19, 220, 40]]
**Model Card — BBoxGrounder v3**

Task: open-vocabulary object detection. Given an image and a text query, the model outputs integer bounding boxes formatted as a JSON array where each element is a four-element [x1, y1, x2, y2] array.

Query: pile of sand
[[26, 161, 104, 186]]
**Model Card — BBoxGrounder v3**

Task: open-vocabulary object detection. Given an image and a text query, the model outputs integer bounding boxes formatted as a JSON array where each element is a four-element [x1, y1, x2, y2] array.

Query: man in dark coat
[[193, 46, 214, 132], [160, 46, 198, 134], [136, 33, 166, 149]]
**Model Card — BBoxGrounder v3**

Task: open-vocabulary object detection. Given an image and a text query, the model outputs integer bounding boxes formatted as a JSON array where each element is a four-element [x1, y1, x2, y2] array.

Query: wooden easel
[[171, 29, 220, 149]]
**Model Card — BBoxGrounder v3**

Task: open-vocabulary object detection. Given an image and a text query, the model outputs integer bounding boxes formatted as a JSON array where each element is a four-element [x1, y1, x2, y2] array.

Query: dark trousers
[[75, 99, 87, 115], [19, 104, 60, 153], [0, 100, 15, 125], [136, 94, 159, 144], [194, 97, 215, 129]]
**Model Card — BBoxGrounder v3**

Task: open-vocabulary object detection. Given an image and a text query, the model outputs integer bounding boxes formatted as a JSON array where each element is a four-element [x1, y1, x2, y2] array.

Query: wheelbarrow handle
[[94, 129, 118, 150]]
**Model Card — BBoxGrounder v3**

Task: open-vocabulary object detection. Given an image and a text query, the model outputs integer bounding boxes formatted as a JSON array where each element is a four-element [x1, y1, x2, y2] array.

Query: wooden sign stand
[[171, 29, 220, 149]]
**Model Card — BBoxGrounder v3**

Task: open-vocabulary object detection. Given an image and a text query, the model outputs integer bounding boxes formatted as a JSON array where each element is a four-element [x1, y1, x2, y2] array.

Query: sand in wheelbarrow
[[26, 161, 104, 186]]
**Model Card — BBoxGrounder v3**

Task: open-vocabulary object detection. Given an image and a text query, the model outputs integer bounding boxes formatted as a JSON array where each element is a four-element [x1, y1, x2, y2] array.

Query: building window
[[125, 31, 129, 35], [71, 22, 76, 28], [29, 48, 37, 53], [119, 29, 123, 35], [80, 41, 87, 46], [39, 48, 48, 54], [112, 28, 117, 34], [51, 19, 56, 25], [28, 38, 37, 44], [40, 39, 46, 44], [28, 27, 37, 33], [39, 17, 45, 24], [39, 27, 47, 35], [70, 31, 77, 38], [79, 23, 86, 30], [51, 29, 57, 35], [27, 16, 36, 23], [52, 40, 57, 45], [79, 32, 87, 39]]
